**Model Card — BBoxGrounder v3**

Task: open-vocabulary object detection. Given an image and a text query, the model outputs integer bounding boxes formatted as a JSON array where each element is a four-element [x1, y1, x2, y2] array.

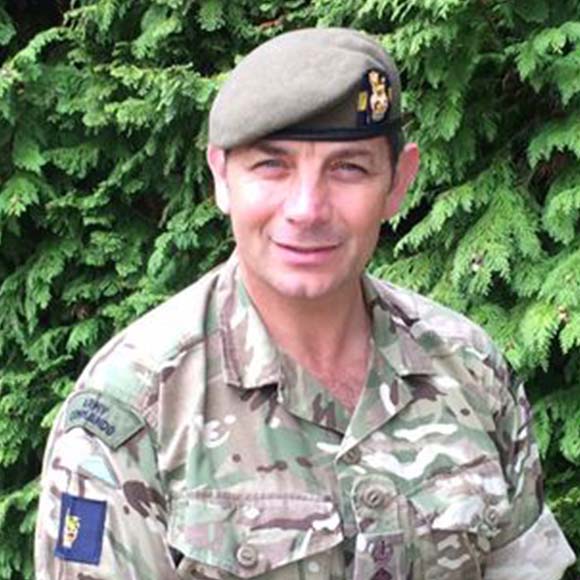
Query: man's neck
[[239, 268, 372, 375]]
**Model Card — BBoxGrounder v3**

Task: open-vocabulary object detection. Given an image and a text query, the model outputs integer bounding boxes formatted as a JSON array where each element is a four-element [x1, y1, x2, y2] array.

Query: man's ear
[[383, 143, 420, 220], [207, 145, 230, 215]]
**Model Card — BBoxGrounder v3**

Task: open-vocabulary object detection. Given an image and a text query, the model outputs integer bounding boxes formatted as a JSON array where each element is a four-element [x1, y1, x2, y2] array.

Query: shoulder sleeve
[[485, 371, 576, 580], [34, 270, 220, 579], [34, 391, 179, 579]]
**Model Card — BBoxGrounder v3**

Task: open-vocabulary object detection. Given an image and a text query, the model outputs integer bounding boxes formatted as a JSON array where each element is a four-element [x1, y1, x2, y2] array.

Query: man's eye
[[333, 162, 368, 174], [252, 158, 285, 170]]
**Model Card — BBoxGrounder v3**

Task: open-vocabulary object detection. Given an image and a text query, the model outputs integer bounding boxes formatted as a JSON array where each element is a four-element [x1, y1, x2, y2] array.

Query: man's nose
[[282, 173, 331, 224]]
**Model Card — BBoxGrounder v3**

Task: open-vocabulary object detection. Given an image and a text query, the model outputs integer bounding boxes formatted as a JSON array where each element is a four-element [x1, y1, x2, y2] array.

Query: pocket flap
[[169, 491, 344, 578], [409, 460, 510, 537]]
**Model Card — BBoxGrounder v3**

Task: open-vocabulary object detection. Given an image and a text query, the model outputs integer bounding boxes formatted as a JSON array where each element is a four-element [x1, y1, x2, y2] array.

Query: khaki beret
[[208, 28, 403, 155]]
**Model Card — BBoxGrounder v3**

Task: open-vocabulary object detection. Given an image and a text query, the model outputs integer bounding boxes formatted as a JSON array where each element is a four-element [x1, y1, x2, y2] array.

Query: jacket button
[[478, 506, 501, 539], [342, 447, 362, 465], [236, 544, 259, 569], [362, 485, 387, 509], [485, 506, 499, 526]]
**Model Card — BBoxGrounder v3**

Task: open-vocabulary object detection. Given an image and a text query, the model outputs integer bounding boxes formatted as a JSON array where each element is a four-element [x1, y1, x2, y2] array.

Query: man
[[35, 28, 575, 579]]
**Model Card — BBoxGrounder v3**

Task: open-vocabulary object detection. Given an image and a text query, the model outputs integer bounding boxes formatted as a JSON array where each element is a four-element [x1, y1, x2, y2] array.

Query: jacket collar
[[217, 253, 281, 389], [361, 274, 436, 378], [218, 253, 436, 393]]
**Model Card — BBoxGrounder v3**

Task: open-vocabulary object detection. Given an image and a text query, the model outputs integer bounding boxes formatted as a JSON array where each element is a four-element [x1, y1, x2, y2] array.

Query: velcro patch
[[55, 493, 107, 565], [65, 390, 145, 450]]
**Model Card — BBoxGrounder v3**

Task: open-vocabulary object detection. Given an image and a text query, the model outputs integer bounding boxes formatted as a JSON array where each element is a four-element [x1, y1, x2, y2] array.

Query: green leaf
[[528, 111, 580, 167], [23, 239, 77, 328], [532, 27, 567, 56], [543, 165, 580, 244], [133, 5, 182, 59], [0, 8, 16, 47], [532, 400, 553, 457], [539, 248, 580, 309], [11, 28, 69, 80], [66, 318, 103, 353], [561, 310, 580, 353], [519, 301, 561, 369], [0, 174, 40, 217], [561, 407, 580, 463], [26, 327, 69, 364], [514, 0, 549, 23], [48, 143, 100, 178], [105, 98, 156, 132], [551, 51, 580, 105], [12, 131, 46, 174], [371, 250, 444, 293], [416, 90, 464, 141], [199, 0, 225, 31]]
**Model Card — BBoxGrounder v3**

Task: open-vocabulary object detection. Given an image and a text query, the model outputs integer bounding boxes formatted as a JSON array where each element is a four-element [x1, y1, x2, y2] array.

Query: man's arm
[[485, 374, 575, 579], [35, 392, 179, 579]]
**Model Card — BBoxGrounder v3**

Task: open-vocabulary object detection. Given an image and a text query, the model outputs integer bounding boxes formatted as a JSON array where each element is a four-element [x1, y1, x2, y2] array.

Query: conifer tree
[[0, 1, 578, 577]]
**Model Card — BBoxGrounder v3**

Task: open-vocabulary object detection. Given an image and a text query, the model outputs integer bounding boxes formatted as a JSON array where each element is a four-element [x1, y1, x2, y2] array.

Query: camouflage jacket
[[35, 253, 575, 579]]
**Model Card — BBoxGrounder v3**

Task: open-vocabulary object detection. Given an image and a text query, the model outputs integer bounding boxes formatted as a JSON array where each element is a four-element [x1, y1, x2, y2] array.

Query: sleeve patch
[[55, 493, 107, 565], [65, 390, 145, 450]]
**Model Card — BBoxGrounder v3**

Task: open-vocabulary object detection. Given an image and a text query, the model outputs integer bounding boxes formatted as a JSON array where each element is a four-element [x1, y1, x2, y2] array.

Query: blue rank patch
[[55, 493, 107, 565]]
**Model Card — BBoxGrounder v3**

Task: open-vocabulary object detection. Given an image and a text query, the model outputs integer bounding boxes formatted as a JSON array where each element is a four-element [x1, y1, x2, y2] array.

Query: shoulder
[[70, 263, 225, 421], [368, 275, 494, 350], [367, 275, 511, 385]]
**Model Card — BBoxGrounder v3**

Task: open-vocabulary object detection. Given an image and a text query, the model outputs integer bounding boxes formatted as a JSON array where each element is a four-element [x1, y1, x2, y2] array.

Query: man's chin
[[264, 274, 345, 302], [239, 257, 355, 302]]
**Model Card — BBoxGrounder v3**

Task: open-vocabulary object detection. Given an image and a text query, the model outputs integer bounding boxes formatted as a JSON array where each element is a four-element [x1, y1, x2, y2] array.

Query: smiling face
[[207, 137, 418, 304]]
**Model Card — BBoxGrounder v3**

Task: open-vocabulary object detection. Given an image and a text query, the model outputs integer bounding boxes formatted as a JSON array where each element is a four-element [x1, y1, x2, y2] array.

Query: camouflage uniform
[[35, 253, 576, 579]]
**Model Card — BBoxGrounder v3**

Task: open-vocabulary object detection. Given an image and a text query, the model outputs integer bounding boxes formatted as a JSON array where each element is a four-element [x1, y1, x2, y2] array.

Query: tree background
[[0, 0, 578, 577]]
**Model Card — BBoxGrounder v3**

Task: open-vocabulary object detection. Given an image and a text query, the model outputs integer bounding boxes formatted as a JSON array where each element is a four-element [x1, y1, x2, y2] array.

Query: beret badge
[[357, 69, 391, 126]]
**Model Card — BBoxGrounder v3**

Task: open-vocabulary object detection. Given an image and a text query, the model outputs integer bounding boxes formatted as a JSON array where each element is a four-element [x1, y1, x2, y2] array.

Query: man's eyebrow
[[327, 147, 375, 161], [248, 142, 378, 161], [247, 142, 293, 156]]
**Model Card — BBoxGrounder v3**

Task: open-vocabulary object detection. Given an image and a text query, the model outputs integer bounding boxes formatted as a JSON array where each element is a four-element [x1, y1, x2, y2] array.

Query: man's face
[[208, 137, 418, 302]]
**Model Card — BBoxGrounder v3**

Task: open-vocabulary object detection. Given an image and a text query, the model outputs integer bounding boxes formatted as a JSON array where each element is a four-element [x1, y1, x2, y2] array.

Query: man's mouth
[[271, 239, 341, 265], [273, 241, 339, 253]]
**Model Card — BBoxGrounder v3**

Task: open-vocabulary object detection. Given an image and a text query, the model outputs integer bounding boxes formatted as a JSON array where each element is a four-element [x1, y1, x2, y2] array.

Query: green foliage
[[0, 0, 578, 578], [0, 480, 37, 580], [0, 8, 16, 48]]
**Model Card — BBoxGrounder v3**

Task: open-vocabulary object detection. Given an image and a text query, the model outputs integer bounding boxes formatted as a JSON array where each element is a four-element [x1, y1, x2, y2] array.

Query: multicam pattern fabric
[[35, 253, 576, 579]]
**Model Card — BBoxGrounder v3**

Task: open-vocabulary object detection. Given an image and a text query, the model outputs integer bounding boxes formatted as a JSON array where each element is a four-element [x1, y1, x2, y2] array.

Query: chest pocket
[[351, 459, 510, 580], [169, 491, 344, 578]]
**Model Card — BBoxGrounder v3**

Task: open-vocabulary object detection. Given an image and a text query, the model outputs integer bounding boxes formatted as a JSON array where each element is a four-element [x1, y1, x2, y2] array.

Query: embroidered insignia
[[55, 493, 107, 565], [357, 69, 391, 126], [65, 390, 145, 450], [62, 511, 80, 549]]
